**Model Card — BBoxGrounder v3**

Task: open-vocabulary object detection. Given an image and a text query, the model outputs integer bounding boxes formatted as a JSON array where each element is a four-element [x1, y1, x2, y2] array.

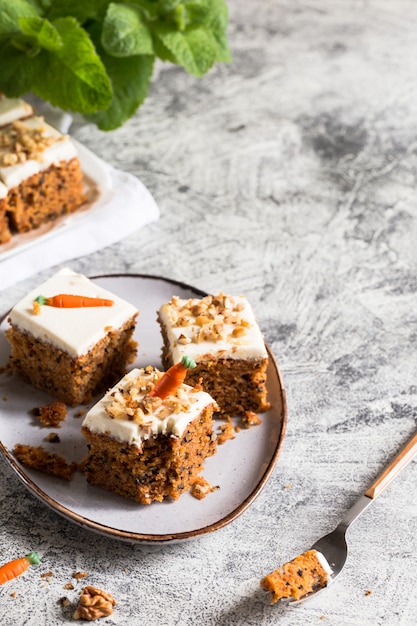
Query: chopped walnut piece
[[0, 118, 57, 167], [73, 571, 88, 580], [73, 586, 116, 621]]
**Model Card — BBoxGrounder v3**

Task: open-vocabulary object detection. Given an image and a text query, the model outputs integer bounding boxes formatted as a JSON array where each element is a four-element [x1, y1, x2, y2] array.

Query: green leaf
[[25, 0, 51, 12], [87, 53, 154, 130], [86, 21, 154, 130], [0, 41, 39, 95], [182, 1, 211, 27], [102, 3, 153, 57], [46, 0, 109, 23], [32, 17, 112, 114], [0, 0, 39, 36], [155, 24, 217, 77], [19, 16, 63, 51]]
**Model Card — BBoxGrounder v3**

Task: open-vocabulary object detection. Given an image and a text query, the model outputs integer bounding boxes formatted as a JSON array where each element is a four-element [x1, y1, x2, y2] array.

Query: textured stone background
[[1, 1, 417, 624]]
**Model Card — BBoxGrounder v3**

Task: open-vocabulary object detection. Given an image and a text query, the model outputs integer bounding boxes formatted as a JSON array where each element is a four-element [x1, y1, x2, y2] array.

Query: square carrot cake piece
[[157, 293, 270, 418], [82, 360, 218, 504], [0, 95, 85, 242], [6, 268, 138, 406]]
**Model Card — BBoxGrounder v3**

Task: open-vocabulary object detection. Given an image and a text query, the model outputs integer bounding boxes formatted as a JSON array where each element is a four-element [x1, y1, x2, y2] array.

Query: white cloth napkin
[[0, 160, 160, 291]]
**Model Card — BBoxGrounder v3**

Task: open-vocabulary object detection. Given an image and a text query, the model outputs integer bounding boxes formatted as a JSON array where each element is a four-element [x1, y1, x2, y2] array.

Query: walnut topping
[[167, 293, 252, 345], [0, 118, 58, 166], [105, 367, 194, 425], [73, 586, 116, 621]]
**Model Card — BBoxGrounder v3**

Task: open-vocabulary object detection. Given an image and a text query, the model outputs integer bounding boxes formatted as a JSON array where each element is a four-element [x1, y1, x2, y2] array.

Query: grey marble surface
[[1, 1, 417, 624]]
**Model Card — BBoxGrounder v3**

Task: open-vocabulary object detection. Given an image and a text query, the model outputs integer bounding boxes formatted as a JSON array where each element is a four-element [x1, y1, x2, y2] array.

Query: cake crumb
[[32, 401, 67, 428], [44, 432, 60, 443], [283, 483, 292, 489], [41, 571, 53, 579], [190, 476, 218, 500], [13, 443, 76, 481], [73, 586, 116, 621], [241, 411, 262, 428], [217, 419, 235, 445], [10, 591, 17, 598], [73, 408, 86, 419], [365, 589, 372, 596], [64, 582, 75, 590], [59, 596, 70, 607], [73, 571, 89, 580]]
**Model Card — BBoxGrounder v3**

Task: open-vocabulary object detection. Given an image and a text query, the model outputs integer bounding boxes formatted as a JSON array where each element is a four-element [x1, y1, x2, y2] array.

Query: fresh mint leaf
[[154, 24, 217, 77], [25, 0, 51, 12], [85, 20, 154, 130], [0, 0, 230, 129], [46, 0, 109, 24], [0, 41, 39, 95], [87, 53, 154, 130], [0, 0, 39, 36], [32, 17, 112, 113], [158, 0, 182, 12], [102, 3, 153, 57], [206, 0, 231, 62], [19, 16, 63, 51]]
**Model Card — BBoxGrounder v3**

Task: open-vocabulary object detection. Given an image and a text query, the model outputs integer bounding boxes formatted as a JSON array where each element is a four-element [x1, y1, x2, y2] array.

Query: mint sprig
[[0, 0, 231, 130]]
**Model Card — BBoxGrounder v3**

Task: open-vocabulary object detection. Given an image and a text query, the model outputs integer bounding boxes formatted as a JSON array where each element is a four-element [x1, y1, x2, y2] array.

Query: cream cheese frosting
[[0, 116, 78, 190], [82, 367, 216, 447], [8, 268, 138, 358], [313, 550, 333, 577], [158, 293, 268, 364], [0, 96, 33, 127]]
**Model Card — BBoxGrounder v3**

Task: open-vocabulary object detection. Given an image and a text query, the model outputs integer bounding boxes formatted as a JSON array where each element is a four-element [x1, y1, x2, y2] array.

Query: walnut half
[[73, 586, 116, 621]]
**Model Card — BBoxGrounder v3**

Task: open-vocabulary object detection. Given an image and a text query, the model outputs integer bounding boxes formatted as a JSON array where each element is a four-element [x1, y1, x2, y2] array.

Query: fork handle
[[364, 430, 417, 499]]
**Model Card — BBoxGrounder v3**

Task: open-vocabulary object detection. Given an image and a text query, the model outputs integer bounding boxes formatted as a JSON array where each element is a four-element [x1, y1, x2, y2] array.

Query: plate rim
[[0, 273, 287, 544]]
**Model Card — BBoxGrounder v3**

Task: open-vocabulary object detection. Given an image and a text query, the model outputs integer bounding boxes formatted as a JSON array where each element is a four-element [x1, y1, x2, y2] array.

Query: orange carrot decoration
[[148, 356, 196, 400], [34, 294, 114, 309], [0, 551, 41, 585]]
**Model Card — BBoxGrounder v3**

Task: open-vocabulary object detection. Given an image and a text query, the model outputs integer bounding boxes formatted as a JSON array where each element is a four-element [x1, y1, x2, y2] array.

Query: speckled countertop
[[1, 1, 417, 624]]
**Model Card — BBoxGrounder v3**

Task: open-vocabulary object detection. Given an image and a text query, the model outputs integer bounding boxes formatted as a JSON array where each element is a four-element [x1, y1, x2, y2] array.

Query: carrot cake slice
[[82, 363, 218, 504], [260, 549, 333, 603], [0, 95, 85, 242], [158, 293, 270, 418], [6, 268, 138, 406]]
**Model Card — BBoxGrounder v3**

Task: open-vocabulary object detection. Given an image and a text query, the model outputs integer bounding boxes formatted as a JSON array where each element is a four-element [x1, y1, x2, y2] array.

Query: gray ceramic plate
[[0, 274, 287, 543]]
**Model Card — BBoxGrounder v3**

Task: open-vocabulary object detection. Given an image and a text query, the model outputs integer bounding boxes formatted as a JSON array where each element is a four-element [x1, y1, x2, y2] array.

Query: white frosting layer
[[158, 295, 268, 364], [8, 268, 138, 358], [0, 117, 78, 190], [82, 368, 216, 447], [0, 97, 33, 126], [314, 550, 333, 577], [0, 180, 7, 199]]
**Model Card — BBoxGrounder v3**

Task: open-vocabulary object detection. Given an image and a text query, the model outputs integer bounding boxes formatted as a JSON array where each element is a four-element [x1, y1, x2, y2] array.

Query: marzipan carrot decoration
[[0, 551, 41, 585], [148, 356, 196, 400], [33, 294, 114, 314]]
